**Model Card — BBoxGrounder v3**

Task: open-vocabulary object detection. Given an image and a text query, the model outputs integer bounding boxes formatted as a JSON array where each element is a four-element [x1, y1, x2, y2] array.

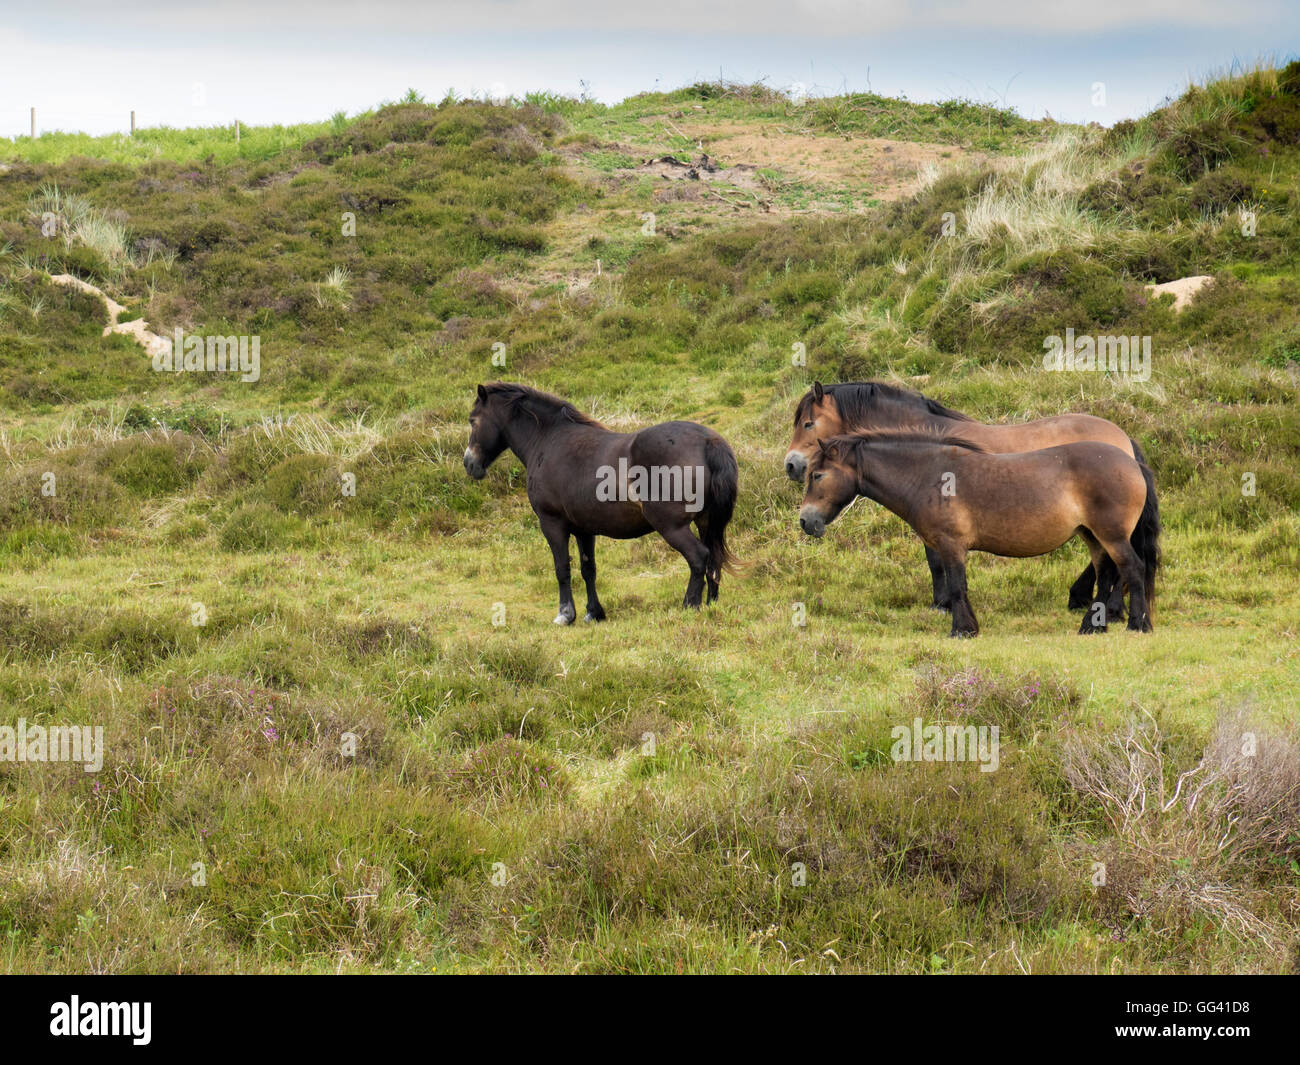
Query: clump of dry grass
[[312, 265, 352, 308], [28, 183, 133, 271], [957, 130, 1115, 253], [251, 410, 382, 461]]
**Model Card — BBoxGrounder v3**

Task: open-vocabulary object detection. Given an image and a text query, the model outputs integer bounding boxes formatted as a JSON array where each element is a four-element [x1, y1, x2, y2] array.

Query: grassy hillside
[[0, 66, 1298, 973]]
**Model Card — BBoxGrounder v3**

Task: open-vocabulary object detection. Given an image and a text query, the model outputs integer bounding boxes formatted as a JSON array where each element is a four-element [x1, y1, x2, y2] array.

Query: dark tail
[[1129, 444, 1161, 620], [701, 436, 738, 581]]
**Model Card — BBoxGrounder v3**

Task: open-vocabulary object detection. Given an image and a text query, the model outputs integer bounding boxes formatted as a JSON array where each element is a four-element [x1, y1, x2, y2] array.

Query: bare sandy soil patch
[[659, 118, 977, 201]]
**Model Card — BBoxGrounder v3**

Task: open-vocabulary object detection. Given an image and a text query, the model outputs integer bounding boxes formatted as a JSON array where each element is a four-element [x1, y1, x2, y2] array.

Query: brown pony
[[798, 429, 1160, 637], [785, 381, 1150, 614], [464, 383, 738, 622]]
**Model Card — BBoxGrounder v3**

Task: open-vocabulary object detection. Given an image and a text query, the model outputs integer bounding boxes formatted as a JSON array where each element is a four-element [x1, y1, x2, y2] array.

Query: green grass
[[2, 120, 344, 167], [1, 65, 1299, 973]]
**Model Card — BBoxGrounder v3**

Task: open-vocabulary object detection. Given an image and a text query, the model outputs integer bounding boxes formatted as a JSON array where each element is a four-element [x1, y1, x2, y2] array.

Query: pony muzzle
[[463, 448, 486, 480], [784, 450, 808, 482], [798, 505, 827, 538]]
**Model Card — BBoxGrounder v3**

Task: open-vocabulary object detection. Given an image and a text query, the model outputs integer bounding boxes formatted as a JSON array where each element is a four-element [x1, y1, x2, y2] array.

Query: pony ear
[[477, 384, 488, 402], [812, 381, 825, 402], [816, 437, 829, 456]]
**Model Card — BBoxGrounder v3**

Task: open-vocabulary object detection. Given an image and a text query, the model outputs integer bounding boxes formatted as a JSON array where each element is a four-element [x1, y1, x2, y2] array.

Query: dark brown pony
[[784, 381, 1151, 614], [464, 383, 738, 622], [798, 429, 1160, 637]]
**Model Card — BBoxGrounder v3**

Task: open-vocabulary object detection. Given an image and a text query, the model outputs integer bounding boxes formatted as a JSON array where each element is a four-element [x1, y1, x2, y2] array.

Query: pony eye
[[803, 421, 814, 430], [813, 473, 824, 481]]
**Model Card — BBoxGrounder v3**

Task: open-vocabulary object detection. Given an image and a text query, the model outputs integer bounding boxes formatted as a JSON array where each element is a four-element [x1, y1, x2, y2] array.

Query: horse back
[[967, 413, 1134, 458], [628, 420, 722, 464]]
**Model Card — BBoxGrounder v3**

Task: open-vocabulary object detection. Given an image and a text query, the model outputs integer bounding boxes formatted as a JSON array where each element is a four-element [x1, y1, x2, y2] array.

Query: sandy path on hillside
[[48, 273, 171, 358], [1146, 275, 1213, 311]]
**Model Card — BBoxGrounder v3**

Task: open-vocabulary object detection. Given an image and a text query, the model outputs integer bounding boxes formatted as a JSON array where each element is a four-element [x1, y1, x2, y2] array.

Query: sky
[[0, 1, 1296, 137]]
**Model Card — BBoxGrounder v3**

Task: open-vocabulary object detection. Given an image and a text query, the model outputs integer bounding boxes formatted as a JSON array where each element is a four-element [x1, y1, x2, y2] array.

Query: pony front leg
[[539, 517, 576, 625], [941, 553, 979, 637], [924, 543, 950, 611], [575, 531, 606, 622], [1067, 562, 1096, 610], [1079, 557, 1116, 634]]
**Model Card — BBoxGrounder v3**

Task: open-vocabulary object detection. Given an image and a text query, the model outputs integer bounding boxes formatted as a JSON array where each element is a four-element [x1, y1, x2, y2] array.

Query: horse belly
[[971, 506, 1079, 558], [586, 501, 654, 539]]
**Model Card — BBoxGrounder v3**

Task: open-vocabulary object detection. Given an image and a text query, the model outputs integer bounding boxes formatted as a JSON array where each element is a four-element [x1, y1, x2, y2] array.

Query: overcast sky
[[1, 1, 1295, 137]]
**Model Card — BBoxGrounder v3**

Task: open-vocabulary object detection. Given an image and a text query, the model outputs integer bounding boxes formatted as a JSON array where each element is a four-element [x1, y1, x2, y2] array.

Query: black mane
[[797, 381, 973, 426], [837, 428, 987, 454], [484, 382, 602, 427]]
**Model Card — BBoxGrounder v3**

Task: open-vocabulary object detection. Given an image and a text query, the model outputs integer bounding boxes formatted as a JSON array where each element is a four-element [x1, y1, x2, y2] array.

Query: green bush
[[0, 467, 125, 530], [263, 453, 340, 515], [95, 435, 209, 496], [219, 502, 299, 551]]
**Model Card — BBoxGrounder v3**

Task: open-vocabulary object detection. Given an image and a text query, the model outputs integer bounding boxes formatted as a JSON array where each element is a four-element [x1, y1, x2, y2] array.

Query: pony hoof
[[931, 602, 952, 613], [1077, 624, 1107, 635], [553, 610, 575, 626], [949, 628, 977, 639], [583, 611, 605, 623]]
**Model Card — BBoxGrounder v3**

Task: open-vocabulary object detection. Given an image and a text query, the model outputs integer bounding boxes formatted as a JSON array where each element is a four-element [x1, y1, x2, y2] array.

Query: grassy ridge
[[0, 66, 1298, 973], [0, 83, 1047, 168]]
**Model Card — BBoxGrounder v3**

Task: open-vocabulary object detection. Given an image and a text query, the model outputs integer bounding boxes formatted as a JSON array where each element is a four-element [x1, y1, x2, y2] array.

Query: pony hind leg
[[1079, 559, 1119, 634], [694, 516, 719, 603], [1105, 564, 1128, 623], [1077, 530, 1113, 634], [646, 508, 710, 609], [1102, 539, 1152, 633]]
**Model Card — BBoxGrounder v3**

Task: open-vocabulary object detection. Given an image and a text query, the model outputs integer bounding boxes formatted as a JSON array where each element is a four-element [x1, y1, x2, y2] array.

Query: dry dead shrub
[[1064, 710, 1300, 951]]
